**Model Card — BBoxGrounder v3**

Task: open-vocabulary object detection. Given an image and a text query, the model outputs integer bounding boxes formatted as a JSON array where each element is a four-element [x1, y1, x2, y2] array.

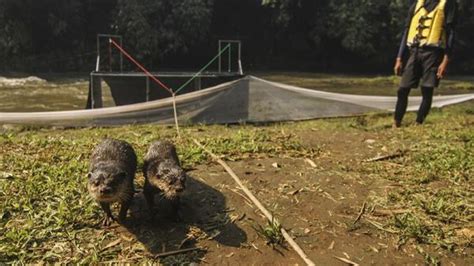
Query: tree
[[112, 0, 214, 64]]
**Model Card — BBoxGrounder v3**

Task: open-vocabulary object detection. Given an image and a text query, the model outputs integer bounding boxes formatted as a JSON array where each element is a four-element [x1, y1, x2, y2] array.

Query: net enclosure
[[1, 76, 472, 126]]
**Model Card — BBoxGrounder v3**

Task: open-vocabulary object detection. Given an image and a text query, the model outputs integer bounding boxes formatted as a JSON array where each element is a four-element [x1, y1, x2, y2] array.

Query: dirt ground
[[102, 123, 472, 265]]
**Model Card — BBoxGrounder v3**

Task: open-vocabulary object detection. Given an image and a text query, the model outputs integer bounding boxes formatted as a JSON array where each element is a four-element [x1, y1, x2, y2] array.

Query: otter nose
[[100, 187, 112, 194], [176, 187, 184, 193]]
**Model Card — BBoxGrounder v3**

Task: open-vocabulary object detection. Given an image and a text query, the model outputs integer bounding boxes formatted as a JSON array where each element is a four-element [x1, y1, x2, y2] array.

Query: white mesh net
[[0, 76, 472, 126]]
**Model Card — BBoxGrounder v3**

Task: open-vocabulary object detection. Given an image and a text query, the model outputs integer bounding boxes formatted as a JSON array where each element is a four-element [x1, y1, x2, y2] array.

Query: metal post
[[96, 35, 100, 72], [97, 34, 124, 72], [91, 74, 103, 109], [108, 39, 112, 72], [119, 37, 123, 72], [95, 55, 100, 72], [146, 76, 150, 102], [228, 44, 231, 72], [90, 74, 95, 108], [194, 77, 201, 91], [238, 41, 243, 75], [218, 40, 222, 73]]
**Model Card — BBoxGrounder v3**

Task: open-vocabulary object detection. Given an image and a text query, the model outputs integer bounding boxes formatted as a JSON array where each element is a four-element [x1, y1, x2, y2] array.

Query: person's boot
[[392, 120, 401, 128]]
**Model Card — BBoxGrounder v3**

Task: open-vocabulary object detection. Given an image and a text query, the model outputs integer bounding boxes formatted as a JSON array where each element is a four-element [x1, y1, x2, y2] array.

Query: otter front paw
[[102, 215, 115, 227]]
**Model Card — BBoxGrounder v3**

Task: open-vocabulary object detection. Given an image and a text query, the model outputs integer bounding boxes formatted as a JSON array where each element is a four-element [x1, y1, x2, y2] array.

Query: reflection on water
[[0, 78, 115, 112]]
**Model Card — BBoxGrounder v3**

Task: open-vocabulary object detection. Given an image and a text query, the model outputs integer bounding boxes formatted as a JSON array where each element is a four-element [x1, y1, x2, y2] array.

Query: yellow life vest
[[407, 0, 447, 48]]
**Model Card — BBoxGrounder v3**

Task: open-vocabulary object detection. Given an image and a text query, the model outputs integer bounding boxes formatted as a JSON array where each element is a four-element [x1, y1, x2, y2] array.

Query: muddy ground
[[97, 116, 472, 265]]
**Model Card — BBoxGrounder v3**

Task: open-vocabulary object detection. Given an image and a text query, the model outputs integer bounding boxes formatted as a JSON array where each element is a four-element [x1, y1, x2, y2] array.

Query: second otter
[[143, 140, 186, 219]]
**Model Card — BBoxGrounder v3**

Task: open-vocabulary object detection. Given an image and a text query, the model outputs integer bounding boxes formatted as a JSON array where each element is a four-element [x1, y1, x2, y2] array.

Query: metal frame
[[90, 38, 243, 109], [90, 71, 241, 78], [96, 34, 123, 72], [218, 40, 242, 75]]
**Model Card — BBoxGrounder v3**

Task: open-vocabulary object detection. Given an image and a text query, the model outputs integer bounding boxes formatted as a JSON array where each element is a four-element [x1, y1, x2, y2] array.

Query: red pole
[[109, 38, 173, 95]]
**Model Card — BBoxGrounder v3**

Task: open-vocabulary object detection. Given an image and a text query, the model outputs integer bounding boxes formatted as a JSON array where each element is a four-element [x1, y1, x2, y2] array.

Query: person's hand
[[394, 58, 403, 76], [437, 55, 449, 79]]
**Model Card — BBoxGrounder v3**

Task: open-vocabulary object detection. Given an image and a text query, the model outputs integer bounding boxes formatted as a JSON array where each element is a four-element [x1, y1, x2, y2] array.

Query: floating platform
[[87, 71, 243, 109]]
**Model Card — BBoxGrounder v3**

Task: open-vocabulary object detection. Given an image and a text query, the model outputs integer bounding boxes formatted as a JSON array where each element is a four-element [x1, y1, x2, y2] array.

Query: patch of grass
[[365, 103, 473, 255], [392, 213, 437, 245], [252, 217, 284, 248], [0, 122, 312, 263]]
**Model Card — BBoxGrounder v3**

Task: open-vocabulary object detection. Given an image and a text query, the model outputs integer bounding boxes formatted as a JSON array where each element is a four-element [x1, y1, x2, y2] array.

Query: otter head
[[87, 163, 129, 202], [149, 160, 186, 200]]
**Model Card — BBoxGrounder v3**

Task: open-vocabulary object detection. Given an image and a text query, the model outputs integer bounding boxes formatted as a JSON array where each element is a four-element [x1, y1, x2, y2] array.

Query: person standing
[[393, 0, 458, 127]]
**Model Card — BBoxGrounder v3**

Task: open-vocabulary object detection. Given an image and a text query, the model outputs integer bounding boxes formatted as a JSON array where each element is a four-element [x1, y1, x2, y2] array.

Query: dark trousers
[[394, 86, 434, 124]]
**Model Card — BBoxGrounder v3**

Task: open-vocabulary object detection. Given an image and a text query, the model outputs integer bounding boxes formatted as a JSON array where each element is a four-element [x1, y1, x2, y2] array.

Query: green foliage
[[365, 107, 473, 253], [112, 0, 213, 61], [0, 0, 473, 72], [252, 217, 284, 247]]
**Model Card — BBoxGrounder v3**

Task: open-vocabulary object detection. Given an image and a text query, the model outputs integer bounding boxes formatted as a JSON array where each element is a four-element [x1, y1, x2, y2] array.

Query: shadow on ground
[[119, 176, 247, 262]]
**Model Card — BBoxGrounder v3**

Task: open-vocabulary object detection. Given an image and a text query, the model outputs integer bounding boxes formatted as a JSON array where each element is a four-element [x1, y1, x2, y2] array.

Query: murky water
[[0, 78, 115, 112]]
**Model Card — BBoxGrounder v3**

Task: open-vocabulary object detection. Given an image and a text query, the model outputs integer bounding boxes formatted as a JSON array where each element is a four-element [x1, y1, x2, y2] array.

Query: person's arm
[[394, 2, 416, 76], [437, 26, 454, 79], [394, 29, 408, 76], [437, 1, 458, 79]]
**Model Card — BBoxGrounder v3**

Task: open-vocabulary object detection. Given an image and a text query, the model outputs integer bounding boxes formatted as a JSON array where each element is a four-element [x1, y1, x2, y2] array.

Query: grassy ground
[[0, 73, 473, 264]]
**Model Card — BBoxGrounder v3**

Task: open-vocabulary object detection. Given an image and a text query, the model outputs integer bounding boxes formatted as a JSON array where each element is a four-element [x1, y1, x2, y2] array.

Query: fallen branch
[[193, 139, 315, 266], [333, 256, 360, 266], [372, 209, 410, 217], [178, 236, 193, 249], [305, 158, 317, 168], [364, 149, 408, 162], [366, 219, 399, 234], [353, 202, 367, 225], [152, 247, 201, 259]]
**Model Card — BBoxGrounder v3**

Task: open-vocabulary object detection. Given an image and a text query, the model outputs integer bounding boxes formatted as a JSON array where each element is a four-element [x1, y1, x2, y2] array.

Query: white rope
[[172, 93, 181, 138]]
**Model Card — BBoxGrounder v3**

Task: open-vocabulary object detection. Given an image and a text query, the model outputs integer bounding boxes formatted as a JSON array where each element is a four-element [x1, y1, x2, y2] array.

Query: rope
[[193, 139, 316, 266], [172, 93, 181, 138], [174, 44, 231, 94], [109, 38, 173, 94]]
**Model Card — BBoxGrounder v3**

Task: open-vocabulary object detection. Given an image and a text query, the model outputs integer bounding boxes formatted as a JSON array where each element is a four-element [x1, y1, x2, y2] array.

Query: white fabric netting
[[0, 76, 472, 126]]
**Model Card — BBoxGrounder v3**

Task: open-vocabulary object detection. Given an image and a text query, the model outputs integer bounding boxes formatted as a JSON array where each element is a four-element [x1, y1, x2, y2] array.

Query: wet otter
[[143, 140, 186, 219], [88, 138, 137, 226]]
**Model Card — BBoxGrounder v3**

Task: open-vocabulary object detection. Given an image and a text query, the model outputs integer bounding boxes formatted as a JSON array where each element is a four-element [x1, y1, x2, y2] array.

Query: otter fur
[[88, 138, 137, 226], [143, 140, 186, 218]]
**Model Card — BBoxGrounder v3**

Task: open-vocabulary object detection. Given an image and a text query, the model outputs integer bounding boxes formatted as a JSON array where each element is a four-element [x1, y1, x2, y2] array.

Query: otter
[[88, 138, 137, 226], [143, 140, 186, 219]]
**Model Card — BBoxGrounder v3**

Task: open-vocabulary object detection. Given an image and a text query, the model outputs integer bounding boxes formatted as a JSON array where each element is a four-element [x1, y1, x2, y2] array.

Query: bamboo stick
[[193, 139, 315, 266]]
